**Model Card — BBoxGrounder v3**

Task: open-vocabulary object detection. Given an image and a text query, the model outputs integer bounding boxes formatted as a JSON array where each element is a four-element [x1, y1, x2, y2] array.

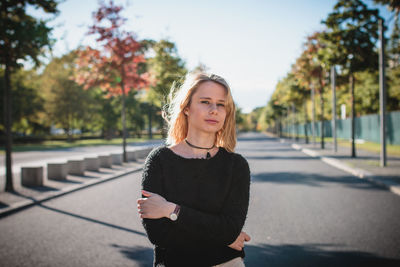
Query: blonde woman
[[137, 73, 251, 267]]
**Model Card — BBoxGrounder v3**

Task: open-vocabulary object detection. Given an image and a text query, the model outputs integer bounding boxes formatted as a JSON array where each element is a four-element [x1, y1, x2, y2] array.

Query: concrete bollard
[[47, 163, 68, 180], [138, 147, 153, 159], [127, 151, 138, 162], [67, 160, 85, 176], [99, 155, 112, 168], [111, 153, 123, 165], [21, 167, 43, 187], [84, 157, 100, 171]]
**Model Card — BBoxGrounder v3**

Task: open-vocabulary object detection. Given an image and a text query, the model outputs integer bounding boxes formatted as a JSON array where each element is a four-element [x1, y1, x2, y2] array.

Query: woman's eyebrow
[[199, 96, 225, 102]]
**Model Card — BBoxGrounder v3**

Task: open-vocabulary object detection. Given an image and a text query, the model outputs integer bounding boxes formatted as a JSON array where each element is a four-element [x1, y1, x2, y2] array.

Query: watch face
[[170, 213, 177, 221]]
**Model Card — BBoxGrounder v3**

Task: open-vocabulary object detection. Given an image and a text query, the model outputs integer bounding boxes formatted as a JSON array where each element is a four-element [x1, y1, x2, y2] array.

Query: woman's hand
[[137, 190, 175, 219], [228, 231, 251, 251]]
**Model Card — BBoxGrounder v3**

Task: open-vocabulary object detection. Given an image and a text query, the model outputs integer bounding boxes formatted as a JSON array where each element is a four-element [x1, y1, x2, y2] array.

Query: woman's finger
[[141, 190, 153, 197], [137, 198, 146, 204], [244, 232, 251, 241]]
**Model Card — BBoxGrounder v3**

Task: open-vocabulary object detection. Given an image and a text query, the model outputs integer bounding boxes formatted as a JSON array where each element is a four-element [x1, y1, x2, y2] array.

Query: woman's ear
[[184, 107, 189, 116]]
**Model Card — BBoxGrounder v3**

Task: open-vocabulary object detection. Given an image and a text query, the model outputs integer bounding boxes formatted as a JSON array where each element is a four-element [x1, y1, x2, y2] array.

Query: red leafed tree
[[75, 0, 149, 161]]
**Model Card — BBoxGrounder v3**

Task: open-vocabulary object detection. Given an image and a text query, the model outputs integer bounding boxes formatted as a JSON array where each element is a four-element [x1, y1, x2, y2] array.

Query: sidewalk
[[0, 146, 153, 218], [278, 136, 400, 196]]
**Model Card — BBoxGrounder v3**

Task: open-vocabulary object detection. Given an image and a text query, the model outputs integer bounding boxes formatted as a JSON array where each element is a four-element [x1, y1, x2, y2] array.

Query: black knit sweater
[[141, 146, 251, 267]]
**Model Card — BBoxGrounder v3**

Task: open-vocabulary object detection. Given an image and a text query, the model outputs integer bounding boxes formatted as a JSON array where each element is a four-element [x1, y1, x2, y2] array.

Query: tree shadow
[[251, 172, 387, 191], [238, 136, 273, 142], [38, 203, 147, 237], [111, 244, 153, 267], [246, 156, 315, 161], [244, 243, 400, 267]]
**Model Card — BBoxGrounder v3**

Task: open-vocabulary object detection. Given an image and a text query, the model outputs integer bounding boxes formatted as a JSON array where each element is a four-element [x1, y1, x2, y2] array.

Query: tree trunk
[[304, 101, 309, 144], [311, 84, 316, 146], [319, 78, 325, 149], [350, 73, 356, 158], [121, 77, 127, 162], [4, 56, 14, 192], [148, 103, 153, 139]]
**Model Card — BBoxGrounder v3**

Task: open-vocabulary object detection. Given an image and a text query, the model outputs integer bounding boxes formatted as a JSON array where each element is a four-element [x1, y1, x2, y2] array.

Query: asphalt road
[[1, 132, 399, 267]]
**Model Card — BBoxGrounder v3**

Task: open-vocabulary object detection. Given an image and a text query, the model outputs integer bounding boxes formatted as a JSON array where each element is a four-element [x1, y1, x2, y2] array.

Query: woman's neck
[[185, 130, 215, 148]]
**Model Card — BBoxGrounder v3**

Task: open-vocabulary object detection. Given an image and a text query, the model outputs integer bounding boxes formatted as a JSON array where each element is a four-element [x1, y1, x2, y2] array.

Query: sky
[[30, 0, 392, 113]]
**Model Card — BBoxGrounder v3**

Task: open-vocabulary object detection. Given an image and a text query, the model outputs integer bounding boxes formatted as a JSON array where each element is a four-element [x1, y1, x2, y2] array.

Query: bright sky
[[31, 0, 391, 113]]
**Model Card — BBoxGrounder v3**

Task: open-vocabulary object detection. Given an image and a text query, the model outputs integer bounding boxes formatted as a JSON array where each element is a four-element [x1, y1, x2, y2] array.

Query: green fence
[[281, 110, 400, 145]]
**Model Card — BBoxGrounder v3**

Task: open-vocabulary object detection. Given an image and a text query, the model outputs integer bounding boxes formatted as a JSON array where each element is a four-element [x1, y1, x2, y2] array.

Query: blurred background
[[1, 0, 399, 190]]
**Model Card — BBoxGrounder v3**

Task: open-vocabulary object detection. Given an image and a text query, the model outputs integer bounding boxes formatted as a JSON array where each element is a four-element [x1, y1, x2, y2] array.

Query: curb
[[0, 164, 144, 218], [291, 143, 400, 197]]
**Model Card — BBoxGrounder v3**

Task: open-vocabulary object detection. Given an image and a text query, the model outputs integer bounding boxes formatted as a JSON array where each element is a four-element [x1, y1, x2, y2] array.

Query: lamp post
[[379, 18, 387, 167]]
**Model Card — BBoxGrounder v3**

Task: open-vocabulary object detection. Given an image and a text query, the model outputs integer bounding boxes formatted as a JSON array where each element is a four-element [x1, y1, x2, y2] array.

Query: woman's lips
[[205, 119, 218, 124]]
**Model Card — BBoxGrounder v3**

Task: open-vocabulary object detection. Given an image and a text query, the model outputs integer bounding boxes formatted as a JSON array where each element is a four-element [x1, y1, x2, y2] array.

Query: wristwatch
[[169, 204, 180, 221]]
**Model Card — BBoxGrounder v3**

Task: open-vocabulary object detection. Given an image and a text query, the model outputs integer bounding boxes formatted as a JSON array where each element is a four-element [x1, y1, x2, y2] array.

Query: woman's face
[[184, 81, 227, 135]]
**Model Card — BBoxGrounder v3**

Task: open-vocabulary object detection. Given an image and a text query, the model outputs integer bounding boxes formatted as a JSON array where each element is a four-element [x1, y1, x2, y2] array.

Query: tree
[[0, 68, 47, 136], [147, 40, 187, 103], [321, 0, 381, 157], [75, 0, 149, 161], [146, 39, 187, 136], [41, 51, 97, 140], [0, 0, 59, 191]]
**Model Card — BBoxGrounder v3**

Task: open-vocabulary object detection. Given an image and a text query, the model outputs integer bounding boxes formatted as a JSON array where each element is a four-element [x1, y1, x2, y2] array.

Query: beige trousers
[[213, 257, 245, 267]]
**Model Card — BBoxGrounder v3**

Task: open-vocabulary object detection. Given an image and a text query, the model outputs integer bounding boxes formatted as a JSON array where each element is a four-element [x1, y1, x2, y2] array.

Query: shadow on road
[[38, 204, 147, 237], [0, 201, 9, 209], [112, 244, 153, 267], [246, 155, 316, 160], [244, 243, 400, 267], [238, 136, 274, 142], [27, 185, 59, 192], [251, 172, 387, 191]]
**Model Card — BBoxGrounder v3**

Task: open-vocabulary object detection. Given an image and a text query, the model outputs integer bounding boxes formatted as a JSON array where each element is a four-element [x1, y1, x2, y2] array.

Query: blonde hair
[[163, 73, 236, 152]]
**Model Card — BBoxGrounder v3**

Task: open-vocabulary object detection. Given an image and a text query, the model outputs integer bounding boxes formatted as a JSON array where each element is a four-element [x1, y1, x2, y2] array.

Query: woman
[[137, 73, 251, 267]]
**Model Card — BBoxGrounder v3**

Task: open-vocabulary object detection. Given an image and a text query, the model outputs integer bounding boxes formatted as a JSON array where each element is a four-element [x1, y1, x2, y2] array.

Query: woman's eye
[[201, 101, 210, 104], [217, 103, 225, 107]]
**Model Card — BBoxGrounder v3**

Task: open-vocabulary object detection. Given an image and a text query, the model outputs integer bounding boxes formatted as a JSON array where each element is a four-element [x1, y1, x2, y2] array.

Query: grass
[[0, 136, 163, 153]]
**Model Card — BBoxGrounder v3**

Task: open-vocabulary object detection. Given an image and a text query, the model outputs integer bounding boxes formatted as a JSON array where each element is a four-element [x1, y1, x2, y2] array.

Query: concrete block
[[137, 147, 153, 158], [21, 167, 43, 187], [111, 153, 122, 165], [127, 151, 138, 161], [84, 157, 100, 171], [99, 155, 112, 168], [47, 163, 68, 180], [67, 160, 85, 176]]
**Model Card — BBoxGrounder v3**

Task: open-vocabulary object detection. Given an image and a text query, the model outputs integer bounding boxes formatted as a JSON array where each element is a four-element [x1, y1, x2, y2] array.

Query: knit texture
[[141, 146, 251, 267]]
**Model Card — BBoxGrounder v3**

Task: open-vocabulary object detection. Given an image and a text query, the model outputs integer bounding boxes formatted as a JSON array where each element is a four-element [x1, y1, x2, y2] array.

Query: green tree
[[0, 68, 46, 135], [41, 51, 97, 140], [146, 39, 187, 137], [0, 0, 59, 191], [321, 0, 381, 157]]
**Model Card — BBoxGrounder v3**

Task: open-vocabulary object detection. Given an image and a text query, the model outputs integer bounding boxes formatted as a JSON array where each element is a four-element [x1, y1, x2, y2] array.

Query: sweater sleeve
[[140, 148, 175, 247], [175, 154, 251, 246]]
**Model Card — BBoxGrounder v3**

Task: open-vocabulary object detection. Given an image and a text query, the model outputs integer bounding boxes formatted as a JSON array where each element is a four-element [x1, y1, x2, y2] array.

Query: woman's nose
[[209, 103, 218, 114]]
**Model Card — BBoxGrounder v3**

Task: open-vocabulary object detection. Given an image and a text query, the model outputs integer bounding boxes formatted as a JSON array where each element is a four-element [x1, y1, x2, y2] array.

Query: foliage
[[147, 39, 187, 104], [0, 68, 46, 134], [0, 0, 58, 68], [40, 51, 96, 138], [75, 1, 149, 96]]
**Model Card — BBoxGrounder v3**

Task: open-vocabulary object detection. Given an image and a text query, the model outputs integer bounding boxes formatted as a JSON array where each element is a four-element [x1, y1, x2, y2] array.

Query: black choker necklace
[[184, 139, 215, 159]]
